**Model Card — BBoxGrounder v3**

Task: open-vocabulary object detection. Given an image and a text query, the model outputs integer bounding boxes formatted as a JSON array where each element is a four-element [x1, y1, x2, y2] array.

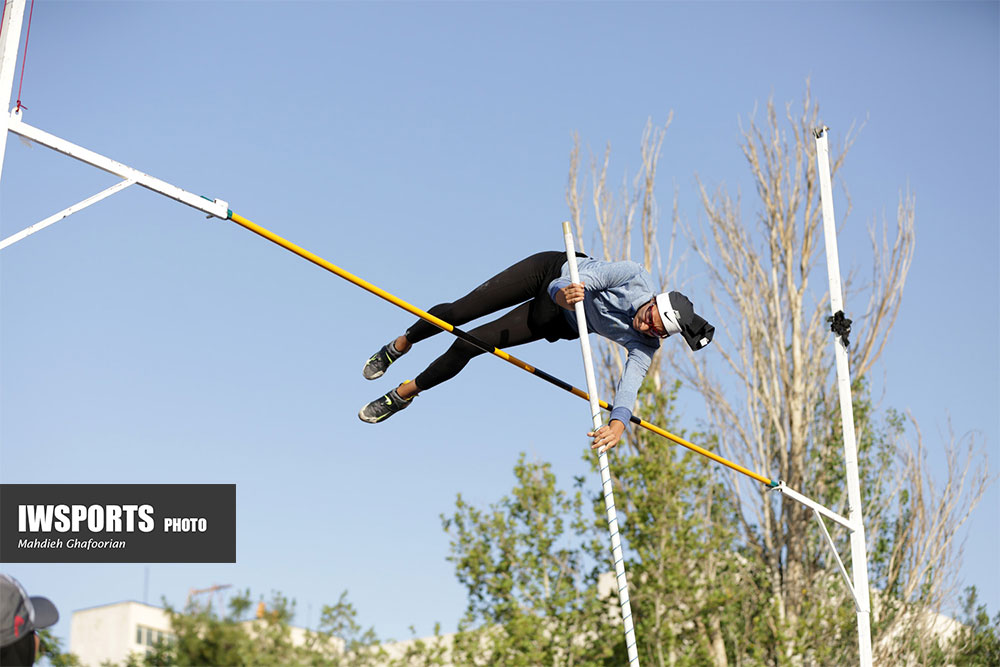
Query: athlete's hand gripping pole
[[563, 222, 640, 666]]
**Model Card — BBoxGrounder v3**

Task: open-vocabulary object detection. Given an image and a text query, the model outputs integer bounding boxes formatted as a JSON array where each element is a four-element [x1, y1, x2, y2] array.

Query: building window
[[135, 625, 175, 648]]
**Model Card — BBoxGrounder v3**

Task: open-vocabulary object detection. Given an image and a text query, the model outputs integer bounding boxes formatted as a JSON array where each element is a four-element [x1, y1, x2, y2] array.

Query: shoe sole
[[362, 351, 391, 380], [358, 391, 411, 424], [358, 409, 380, 423]]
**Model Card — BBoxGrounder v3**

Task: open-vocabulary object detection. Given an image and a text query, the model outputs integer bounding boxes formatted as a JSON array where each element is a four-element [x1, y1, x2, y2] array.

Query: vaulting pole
[[814, 126, 873, 666], [562, 222, 640, 665]]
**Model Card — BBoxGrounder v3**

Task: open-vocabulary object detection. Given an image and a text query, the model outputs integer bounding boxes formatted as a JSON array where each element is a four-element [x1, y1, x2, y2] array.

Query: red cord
[[15, 0, 35, 112]]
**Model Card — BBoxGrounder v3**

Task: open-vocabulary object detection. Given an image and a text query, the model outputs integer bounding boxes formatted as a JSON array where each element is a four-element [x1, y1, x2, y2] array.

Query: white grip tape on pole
[[562, 222, 640, 666]]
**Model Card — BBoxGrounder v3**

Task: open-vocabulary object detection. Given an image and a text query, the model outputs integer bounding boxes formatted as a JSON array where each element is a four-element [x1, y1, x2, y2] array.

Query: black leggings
[[406, 251, 582, 391]]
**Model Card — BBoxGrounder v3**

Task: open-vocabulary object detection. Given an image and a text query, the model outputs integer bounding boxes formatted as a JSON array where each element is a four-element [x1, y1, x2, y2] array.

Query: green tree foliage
[[587, 379, 745, 667], [431, 379, 995, 666], [37, 628, 82, 667], [116, 589, 385, 667], [96, 427, 993, 667], [949, 587, 1000, 666], [440, 453, 619, 666], [434, 382, 756, 667]]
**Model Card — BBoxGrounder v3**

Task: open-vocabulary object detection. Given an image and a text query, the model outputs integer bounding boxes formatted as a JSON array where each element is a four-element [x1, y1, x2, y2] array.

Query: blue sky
[[1, 0, 997, 654]]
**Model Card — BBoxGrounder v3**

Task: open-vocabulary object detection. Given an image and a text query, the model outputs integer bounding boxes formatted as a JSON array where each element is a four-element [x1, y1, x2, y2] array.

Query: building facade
[[69, 600, 313, 667], [70, 601, 174, 667]]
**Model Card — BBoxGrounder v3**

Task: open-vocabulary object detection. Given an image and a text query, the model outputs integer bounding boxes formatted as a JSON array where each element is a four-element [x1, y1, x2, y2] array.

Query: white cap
[[654, 292, 682, 337]]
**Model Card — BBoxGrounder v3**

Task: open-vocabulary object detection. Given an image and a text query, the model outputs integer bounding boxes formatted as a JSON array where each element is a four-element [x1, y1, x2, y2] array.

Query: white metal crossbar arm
[[0, 178, 135, 250], [771, 482, 855, 532], [6, 108, 229, 221], [562, 222, 640, 666], [813, 508, 862, 612]]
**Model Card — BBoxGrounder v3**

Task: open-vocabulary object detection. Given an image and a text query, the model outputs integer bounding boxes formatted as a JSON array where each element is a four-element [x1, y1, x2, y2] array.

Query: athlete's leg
[[408, 300, 545, 394], [404, 251, 565, 345]]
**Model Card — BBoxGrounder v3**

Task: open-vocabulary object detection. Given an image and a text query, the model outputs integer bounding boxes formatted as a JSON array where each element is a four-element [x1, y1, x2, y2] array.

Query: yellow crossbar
[[227, 211, 777, 487]]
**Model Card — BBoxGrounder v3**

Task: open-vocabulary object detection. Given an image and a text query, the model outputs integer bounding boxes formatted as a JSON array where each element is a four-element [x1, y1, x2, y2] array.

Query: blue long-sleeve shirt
[[548, 258, 660, 428]]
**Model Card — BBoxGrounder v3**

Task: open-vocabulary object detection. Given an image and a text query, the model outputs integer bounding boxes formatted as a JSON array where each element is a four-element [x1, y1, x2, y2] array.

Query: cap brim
[[29, 596, 59, 629]]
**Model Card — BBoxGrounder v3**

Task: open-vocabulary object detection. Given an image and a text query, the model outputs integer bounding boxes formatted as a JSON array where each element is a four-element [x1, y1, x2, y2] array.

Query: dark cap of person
[[0, 574, 59, 648]]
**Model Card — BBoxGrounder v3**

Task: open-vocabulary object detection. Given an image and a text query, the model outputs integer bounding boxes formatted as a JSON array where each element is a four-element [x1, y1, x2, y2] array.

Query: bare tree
[[683, 90, 859, 647], [684, 86, 992, 662], [868, 420, 992, 664], [568, 86, 990, 663]]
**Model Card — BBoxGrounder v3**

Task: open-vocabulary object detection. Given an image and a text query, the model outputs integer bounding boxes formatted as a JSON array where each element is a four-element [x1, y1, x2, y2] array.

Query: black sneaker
[[362, 341, 405, 380], [358, 388, 412, 423]]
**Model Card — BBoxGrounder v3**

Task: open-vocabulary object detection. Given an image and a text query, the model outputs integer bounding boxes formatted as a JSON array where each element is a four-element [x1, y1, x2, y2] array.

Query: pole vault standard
[[1, 118, 873, 665], [563, 223, 640, 665], [1, 110, 859, 531], [814, 126, 873, 666]]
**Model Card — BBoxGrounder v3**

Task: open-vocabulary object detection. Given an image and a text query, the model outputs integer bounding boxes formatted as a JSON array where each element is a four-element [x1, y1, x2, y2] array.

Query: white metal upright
[[0, 0, 28, 184], [563, 222, 640, 666], [814, 126, 874, 667]]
